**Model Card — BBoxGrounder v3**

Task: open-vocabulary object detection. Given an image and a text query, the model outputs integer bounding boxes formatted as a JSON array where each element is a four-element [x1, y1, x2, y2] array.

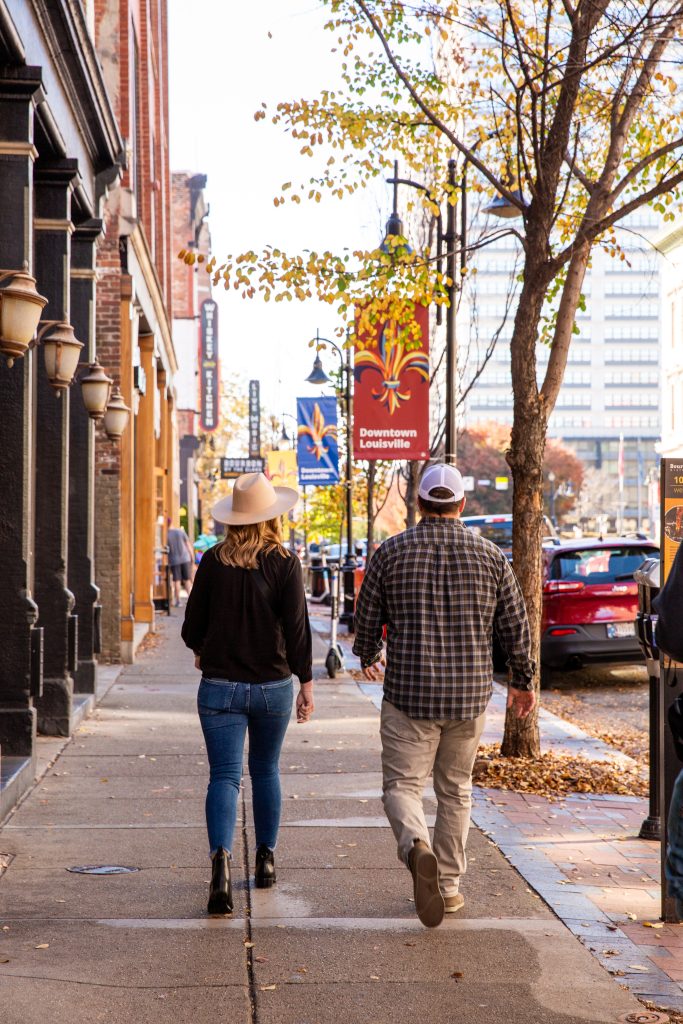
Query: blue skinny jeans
[[197, 676, 293, 856]]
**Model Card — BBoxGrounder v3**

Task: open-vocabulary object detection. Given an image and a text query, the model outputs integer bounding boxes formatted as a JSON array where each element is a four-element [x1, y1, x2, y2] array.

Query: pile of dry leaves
[[473, 743, 647, 798]]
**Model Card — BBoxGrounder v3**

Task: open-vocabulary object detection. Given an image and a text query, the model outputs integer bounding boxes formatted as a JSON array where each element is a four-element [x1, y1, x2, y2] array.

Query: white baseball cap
[[418, 463, 465, 503]]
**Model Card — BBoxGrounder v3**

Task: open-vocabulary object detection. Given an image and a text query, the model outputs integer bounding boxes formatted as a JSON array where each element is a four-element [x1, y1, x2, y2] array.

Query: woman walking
[[182, 472, 314, 915]]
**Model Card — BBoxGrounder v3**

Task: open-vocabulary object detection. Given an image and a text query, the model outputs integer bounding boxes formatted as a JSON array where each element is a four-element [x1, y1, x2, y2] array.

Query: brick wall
[[171, 173, 195, 318], [94, 209, 124, 660]]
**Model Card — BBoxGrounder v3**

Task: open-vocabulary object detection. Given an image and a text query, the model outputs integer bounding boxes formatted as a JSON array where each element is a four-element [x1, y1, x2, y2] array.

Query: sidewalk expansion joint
[[241, 785, 258, 1024]]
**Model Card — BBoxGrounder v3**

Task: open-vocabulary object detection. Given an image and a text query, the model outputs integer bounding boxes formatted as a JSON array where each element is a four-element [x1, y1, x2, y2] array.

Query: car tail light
[[548, 627, 579, 636], [543, 580, 585, 593]]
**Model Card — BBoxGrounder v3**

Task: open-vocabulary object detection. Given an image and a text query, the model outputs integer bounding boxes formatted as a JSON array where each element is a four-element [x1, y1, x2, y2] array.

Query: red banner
[[353, 304, 430, 460]]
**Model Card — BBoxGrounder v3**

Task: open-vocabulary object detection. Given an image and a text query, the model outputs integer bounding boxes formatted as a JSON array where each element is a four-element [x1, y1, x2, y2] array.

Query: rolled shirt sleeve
[[494, 558, 535, 690], [352, 548, 385, 668]]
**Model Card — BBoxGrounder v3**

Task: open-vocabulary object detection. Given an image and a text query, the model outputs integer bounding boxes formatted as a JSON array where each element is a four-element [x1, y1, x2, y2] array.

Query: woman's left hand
[[194, 655, 201, 671]]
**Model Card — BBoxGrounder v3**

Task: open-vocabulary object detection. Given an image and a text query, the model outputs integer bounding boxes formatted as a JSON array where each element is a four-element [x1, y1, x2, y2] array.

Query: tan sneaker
[[443, 893, 464, 914], [407, 840, 445, 928]]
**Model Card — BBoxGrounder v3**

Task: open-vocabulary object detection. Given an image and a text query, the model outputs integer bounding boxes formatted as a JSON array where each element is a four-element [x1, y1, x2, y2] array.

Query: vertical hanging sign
[[353, 304, 430, 460], [200, 299, 219, 432], [661, 458, 683, 585], [297, 397, 339, 486], [248, 380, 261, 458]]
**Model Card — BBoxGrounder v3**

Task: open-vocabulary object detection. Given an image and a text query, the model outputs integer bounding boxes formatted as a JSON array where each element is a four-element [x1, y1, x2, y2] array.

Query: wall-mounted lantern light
[[0, 266, 48, 366], [80, 361, 113, 419], [37, 321, 84, 393], [103, 386, 130, 439]]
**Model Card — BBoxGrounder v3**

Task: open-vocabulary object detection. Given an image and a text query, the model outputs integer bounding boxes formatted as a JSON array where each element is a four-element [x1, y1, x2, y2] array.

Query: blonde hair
[[215, 517, 288, 569]]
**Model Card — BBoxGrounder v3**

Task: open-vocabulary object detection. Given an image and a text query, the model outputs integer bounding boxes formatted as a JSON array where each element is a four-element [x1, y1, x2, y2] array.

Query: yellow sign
[[661, 458, 683, 585], [266, 449, 298, 492]]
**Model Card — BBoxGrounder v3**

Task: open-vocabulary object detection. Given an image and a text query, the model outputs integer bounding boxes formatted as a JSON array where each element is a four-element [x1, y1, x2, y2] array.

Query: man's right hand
[[507, 686, 536, 719]]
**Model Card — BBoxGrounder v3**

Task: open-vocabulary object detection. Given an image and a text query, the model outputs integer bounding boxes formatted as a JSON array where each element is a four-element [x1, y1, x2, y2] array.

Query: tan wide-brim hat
[[211, 472, 298, 526]]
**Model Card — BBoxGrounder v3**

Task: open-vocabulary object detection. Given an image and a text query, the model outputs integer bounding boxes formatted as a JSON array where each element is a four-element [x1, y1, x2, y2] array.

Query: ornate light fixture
[[0, 266, 48, 366], [103, 386, 130, 439], [37, 321, 84, 393], [80, 361, 113, 419]]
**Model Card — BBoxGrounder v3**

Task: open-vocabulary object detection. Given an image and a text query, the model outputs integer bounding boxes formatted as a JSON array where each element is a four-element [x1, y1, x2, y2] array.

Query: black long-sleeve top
[[181, 546, 312, 683]]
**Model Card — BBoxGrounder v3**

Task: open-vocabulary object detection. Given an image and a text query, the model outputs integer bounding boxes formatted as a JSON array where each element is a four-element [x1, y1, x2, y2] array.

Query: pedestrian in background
[[353, 463, 535, 928], [182, 472, 314, 915], [167, 520, 195, 606]]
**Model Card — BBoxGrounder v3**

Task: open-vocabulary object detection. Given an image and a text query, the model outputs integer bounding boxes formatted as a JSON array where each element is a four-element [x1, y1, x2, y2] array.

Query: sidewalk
[[1, 611, 642, 1023], [320, 608, 683, 1014]]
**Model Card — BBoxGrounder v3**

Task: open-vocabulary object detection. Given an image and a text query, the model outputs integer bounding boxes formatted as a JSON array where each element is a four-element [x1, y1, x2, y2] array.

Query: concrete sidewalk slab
[[0, 614, 646, 1023], [249, 920, 635, 1024], [1, 824, 227, 868]]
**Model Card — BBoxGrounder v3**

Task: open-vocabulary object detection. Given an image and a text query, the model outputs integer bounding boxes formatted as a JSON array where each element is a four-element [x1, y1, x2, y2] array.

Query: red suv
[[540, 538, 658, 686]]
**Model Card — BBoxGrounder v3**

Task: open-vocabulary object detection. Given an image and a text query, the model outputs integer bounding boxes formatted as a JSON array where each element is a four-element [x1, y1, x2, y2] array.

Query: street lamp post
[[306, 330, 357, 629], [386, 160, 524, 465]]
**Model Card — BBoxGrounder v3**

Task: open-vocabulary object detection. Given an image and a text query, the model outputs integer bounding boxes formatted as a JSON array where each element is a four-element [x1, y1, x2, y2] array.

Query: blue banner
[[297, 397, 339, 486]]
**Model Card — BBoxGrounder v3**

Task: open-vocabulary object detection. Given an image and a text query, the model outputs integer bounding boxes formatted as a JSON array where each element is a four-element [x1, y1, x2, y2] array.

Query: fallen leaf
[[244, 941, 254, 949], [643, 922, 664, 929], [35, 944, 49, 949], [254, 956, 268, 963], [625, 912, 638, 921], [296, 967, 307, 974], [0, 958, 10, 964], [359, 799, 369, 804], [404, 942, 416, 947], [260, 984, 277, 991], [627, 964, 650, 972], [451, 971, 464, 979], [369, 975, 380, 980]]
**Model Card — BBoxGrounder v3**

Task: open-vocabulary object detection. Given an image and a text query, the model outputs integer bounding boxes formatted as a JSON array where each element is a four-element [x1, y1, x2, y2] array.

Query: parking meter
[[635, 558, 660, 841]]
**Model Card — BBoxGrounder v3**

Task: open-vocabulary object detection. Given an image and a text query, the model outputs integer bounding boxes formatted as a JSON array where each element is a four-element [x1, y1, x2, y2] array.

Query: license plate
[[606, 621, 635, 639]]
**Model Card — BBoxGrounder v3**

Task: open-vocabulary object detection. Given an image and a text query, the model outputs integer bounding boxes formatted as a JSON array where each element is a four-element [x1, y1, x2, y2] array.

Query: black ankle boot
[[254, 844, 276, 888], [208, 847, 233, 914]]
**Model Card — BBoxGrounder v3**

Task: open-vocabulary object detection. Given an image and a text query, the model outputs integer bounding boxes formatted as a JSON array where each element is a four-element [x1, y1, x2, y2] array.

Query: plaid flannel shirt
[[352, 517, 534, 719]]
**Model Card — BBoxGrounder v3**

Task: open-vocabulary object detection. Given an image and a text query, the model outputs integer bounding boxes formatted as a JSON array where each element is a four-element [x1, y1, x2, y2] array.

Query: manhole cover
[[66, 865, 141, 875], [617, 1013, 669, 1024]]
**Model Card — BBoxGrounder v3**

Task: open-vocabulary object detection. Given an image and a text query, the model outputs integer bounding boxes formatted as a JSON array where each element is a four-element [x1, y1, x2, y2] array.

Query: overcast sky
[[168, 0, 389, 438]]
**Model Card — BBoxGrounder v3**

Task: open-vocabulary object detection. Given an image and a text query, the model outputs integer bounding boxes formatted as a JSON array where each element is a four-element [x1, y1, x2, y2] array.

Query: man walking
[[353, 464, 535, 928], [167, 520, 195, 607]]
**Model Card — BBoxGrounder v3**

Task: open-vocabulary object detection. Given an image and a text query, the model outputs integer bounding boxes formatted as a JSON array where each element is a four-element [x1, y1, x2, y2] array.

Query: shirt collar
[[415, 516, 466, 531]]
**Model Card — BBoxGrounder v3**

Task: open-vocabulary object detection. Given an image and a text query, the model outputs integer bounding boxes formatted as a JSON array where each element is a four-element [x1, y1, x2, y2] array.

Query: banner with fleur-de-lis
[[353, 304, 430, 460], [296, 397, 339, 486]]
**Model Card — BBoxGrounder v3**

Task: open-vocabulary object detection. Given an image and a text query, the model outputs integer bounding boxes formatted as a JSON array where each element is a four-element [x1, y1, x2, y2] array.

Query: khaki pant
[[380, 698, 486, 896]]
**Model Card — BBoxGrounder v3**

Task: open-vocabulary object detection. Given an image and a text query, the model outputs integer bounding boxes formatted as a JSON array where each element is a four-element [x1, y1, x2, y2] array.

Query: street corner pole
[[445, 158, 458, 465], [341, 332, 357, 631]]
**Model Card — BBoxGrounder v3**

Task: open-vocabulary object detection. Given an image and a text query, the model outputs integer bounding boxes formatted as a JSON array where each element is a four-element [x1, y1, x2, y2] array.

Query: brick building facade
[[171, 171, 213, 538], [0, 0, 122, 815], [93, 0, 179, 661]]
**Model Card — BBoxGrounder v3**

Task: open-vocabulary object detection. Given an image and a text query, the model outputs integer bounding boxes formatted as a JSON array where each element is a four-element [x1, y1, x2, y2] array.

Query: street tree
[[181, 1, 683, 756]]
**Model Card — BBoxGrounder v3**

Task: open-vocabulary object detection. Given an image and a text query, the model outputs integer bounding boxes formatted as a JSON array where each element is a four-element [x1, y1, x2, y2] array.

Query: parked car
[[324, 540, 368, 567], [461, 513, 558, 558], [539, 538, 658, 686]]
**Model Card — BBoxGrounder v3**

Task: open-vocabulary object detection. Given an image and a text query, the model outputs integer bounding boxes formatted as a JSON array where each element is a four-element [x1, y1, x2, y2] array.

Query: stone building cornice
[[1, 0, 124, 177]]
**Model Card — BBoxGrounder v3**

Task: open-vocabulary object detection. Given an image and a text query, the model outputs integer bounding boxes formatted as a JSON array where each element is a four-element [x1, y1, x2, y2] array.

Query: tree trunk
[[404, 462, 420, 528], [502, 268, 551, 758], [366, 460, 376, 553]]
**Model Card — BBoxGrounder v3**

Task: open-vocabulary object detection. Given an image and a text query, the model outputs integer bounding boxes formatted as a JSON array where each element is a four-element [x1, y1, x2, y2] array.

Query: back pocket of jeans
[[197, 679, 236, 714], [261, 679, 293, 716]]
